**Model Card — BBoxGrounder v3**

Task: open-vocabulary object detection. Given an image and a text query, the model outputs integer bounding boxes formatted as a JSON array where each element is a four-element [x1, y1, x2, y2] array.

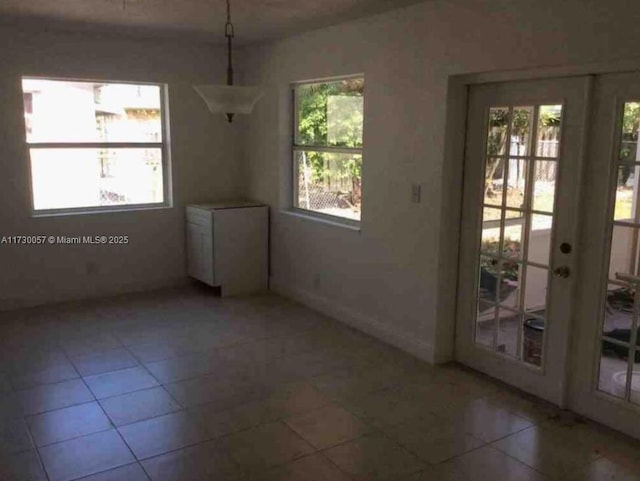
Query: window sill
[[32, 204, 173, 218], [280, 209, 361, 232]]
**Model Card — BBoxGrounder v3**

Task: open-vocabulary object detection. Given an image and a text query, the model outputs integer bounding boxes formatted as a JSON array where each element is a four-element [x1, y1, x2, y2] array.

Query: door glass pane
[[484, 157, 505, 206], [505, 158, 527, 209], [497, 309, 520, 358], [528, 214, 553, 266], [608, 225, 639, 280], [524, 265, 548, 314], [478, 256, 499, 307], [604, 283, 634, 335], [481, 208, 502, 256], [511, 107, 533, 156], [475, 306, 496, 349], [598, 341, 628, 399], [532, 161, 557, 212], [614, 165, 638, 221], [535, 105, 563, 158], [503, 222, 524, 260], [620, 102, 640, 162], [487, 107, 509, 156], [523, 315, 545, 366], [499, 261, 520, 310]]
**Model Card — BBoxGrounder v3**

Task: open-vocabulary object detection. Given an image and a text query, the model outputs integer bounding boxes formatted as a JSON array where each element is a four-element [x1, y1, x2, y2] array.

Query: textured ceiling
[[0, 0, 423, 44]]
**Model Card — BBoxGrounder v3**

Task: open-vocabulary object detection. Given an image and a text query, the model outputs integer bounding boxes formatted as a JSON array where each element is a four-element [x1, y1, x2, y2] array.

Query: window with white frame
[[21, 78, 169, 213], [292, 76, 364, 223]]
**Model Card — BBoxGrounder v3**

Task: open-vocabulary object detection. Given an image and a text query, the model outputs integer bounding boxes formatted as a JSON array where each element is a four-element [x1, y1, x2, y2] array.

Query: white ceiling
[[0, 0, 423, 44]]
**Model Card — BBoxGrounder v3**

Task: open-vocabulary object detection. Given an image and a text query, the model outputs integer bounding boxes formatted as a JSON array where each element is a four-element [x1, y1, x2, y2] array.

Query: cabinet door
[[186, 222, 214, 285], [214, 206, 268, 296]]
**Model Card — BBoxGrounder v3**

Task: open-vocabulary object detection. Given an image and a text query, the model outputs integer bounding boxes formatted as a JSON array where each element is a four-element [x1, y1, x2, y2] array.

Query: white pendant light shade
[[194, 85, 264, 115]]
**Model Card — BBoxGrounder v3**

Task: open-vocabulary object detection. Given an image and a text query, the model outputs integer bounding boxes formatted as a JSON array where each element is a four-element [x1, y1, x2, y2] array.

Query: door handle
[[615, 272, 640, 285], [554, 266, 571, 278]]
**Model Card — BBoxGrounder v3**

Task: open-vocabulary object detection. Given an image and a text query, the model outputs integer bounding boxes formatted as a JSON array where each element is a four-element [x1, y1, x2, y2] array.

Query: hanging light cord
[[225, 0, 235, 86]]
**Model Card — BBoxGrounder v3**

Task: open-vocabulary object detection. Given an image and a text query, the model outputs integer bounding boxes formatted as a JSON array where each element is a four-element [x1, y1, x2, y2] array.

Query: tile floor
[[0, 286, 639, 481]]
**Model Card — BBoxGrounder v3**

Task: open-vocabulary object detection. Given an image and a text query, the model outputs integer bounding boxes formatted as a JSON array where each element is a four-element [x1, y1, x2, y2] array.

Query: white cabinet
[[186, 202, 268, 296]]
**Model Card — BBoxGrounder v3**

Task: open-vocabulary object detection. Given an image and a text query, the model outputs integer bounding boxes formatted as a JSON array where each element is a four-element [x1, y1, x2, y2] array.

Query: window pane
[[535, 105, 562, 158], [532, 161, 557, 213], [22, 79, 162, 143], [487, 107, 509, 156], [484, 157, 504, 206], [614, 165, 638, 221], [294, 150, 361, 221], [510, 107, 533, 156], [528, 214, 553, 266], [497, 309, 520, 358], [505, 158, 527, 209], [30, 148, 163, 210], [295, 78, 364, 148], [598, 341, 629, 399], [620, 102, 640, 162]]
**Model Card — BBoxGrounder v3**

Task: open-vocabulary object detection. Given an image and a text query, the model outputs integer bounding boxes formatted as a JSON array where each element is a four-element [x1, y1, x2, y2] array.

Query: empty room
[[1, 0, 640, 480]]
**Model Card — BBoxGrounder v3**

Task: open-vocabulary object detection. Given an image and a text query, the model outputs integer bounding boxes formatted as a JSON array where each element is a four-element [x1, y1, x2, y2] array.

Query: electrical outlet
[[411, 184, 422, 203], [86, 262, 99, 275]]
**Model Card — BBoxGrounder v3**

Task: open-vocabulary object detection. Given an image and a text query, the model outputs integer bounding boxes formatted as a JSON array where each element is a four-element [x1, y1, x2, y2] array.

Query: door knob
[[554, 266, 570, 278]]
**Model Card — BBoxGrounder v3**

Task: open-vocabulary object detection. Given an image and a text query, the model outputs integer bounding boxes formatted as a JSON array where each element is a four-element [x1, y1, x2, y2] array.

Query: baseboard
[[270, 277, 435, 364], [0, 276, 190, 312]]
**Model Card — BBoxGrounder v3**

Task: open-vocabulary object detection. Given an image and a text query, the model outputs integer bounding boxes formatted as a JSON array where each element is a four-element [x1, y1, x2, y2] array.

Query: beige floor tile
[[485, 389, 560, 423], [27, 401, 112, 446], [492, 423, 601, 478], [84, 366, 158, 399], [74, 462, 149, 481], [222, 421, 314, 475], [311, 363, 407, 400], [564, 457, 640, 481], [340, 387, 435, 428], [383, 417, 485, 465], [9, 361, 79, 390], [258, 453, 352, 481], [0, 449, 47, 481], [439, 398, 533, 443], [190, 381, 332, 438], [0, 417, 34, 454], [18, 379, 95, 415], [439, 445, 546, 481], [118, 410, 211, 459], [61, 333, 122, 357], [99, 386, 181, 426], [285, 403, 372, 449], [144, 351, 235, 384], [39, 429, 135, 481], [141, 440, 244, 481], [72, 348, 139, 376], [324, 432, 425, 481]]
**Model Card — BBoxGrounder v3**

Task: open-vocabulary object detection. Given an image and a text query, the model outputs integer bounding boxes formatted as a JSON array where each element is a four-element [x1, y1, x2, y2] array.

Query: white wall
[[0, 26, 244, 309], [240, 0, 640, 363]]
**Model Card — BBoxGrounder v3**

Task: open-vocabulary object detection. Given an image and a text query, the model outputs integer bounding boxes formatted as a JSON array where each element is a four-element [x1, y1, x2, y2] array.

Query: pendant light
[[194, 0, 264, 122]]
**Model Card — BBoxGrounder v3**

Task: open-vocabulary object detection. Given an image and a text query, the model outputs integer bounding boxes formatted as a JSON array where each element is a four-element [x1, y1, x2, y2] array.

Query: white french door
[[456, 77, 589, 406], [457, 72, 640, 439], [570, 72, 640, 439]]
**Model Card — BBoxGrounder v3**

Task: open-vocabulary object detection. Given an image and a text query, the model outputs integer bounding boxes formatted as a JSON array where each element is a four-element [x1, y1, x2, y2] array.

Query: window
[[293, 76, 364, 223], [21, 78, 169, 213]]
